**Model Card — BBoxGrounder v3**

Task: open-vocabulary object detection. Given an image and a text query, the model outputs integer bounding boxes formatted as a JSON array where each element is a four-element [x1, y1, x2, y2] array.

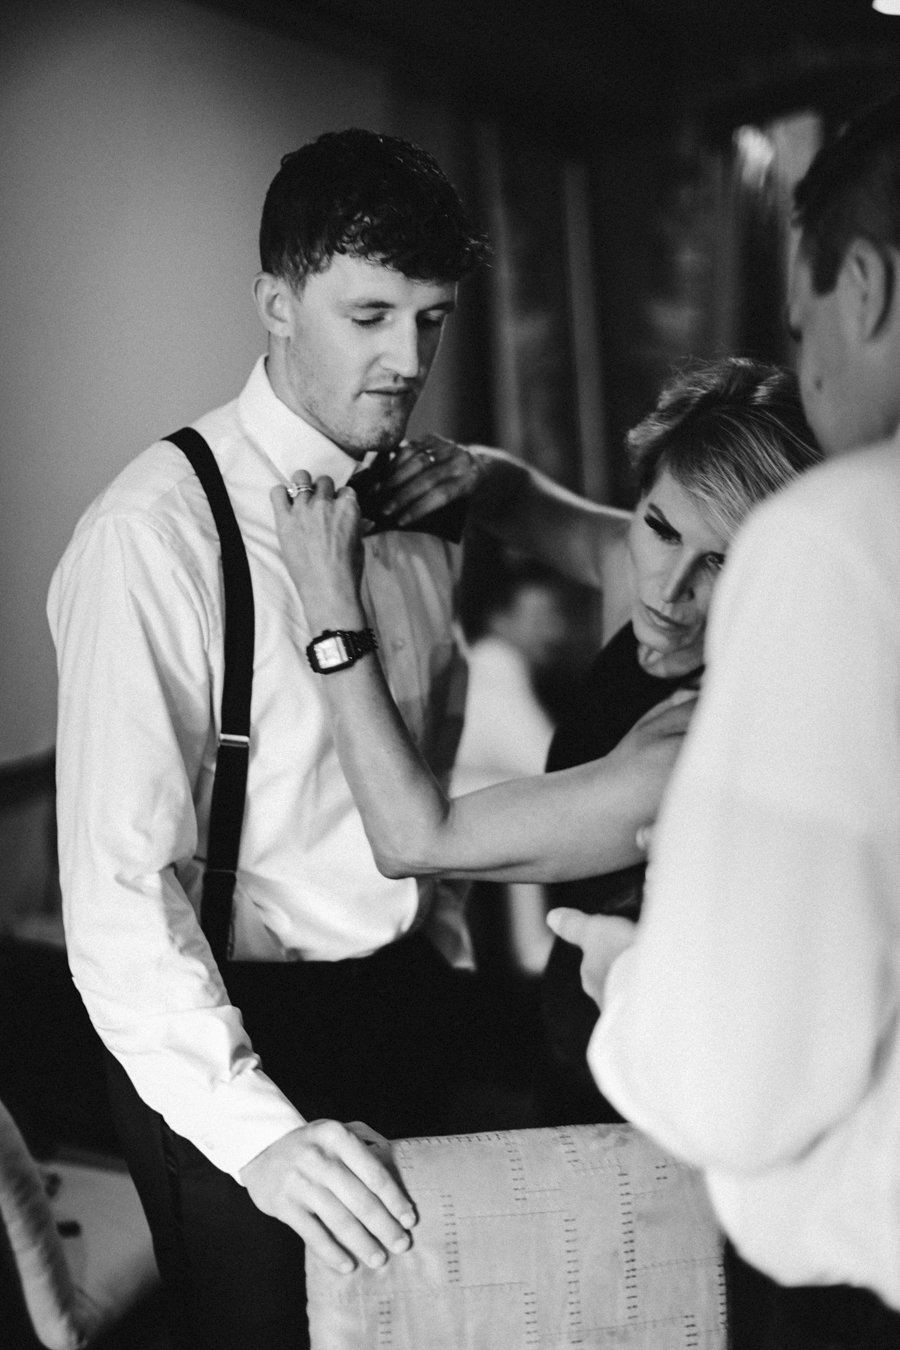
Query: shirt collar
[[237, 355, 369, 489]]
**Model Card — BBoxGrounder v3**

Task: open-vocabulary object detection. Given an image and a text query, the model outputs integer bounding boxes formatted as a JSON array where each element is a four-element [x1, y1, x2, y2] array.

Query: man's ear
[[839, 238, 895, 342], [253, 272, 294, 338]]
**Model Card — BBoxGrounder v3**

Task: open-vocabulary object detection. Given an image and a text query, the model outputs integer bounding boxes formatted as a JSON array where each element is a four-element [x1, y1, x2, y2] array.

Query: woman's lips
[[641, 602, 690, 634]]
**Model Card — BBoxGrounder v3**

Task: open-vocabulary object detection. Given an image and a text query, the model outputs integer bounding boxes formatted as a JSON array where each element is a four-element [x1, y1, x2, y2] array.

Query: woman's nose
[[661, 556, 695, 604]]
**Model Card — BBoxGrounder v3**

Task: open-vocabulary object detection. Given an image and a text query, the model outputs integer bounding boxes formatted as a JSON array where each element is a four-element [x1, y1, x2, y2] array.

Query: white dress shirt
[[590, 439, 900, 1307], [48, 356, 468, 1180]]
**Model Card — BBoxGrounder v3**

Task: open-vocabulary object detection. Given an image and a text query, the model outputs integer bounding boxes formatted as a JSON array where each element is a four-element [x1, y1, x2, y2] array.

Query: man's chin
[[347, 421, 412, 456]]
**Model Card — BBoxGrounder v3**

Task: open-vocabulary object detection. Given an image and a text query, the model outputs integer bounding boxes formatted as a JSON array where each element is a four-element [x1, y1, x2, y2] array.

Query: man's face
[[788, 249, 852, 457], [271, 254, 456, 459], [788, 245, 892, 458]]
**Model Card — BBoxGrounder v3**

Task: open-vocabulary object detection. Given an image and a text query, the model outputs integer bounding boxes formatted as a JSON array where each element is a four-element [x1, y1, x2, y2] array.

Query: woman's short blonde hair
[[627, 358, 822, 538]]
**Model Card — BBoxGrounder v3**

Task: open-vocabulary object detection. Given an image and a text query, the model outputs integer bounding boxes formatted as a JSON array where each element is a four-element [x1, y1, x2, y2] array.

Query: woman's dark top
[[535, 621, 698, 1125]]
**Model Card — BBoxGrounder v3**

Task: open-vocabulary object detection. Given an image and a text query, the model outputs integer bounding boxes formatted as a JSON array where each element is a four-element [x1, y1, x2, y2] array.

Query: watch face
[[315, 634, 349, 669]]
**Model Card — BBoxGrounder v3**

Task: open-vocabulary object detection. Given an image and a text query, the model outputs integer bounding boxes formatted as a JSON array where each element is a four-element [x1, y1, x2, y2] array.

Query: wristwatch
[[306, 627, 379, 674]]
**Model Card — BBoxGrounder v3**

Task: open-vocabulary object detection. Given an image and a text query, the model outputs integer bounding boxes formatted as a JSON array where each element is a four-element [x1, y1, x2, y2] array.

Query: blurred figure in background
[[453, 553, 575, 978], [453, 556, 567, 796]]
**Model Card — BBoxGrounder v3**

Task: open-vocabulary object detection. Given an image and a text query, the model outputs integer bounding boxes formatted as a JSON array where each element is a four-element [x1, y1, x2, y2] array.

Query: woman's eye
[[706, 554, 726, 573], [352, 315, 384, 328], [645, 515, 678, 543]]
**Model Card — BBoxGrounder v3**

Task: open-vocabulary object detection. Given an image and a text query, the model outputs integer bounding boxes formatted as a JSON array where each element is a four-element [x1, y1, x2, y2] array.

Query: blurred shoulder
[[730, 436, 900, 570], [708, 437, 900, 659]]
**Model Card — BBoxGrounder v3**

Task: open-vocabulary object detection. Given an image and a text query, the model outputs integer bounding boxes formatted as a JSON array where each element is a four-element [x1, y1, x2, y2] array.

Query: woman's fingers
[[635, 823, 654, 855], [632, 688, 698, 738], [272, 475, 361, 529], [270, 474, 366, 623], [291, 471, 336, 500], [374, 437, 482, 525]]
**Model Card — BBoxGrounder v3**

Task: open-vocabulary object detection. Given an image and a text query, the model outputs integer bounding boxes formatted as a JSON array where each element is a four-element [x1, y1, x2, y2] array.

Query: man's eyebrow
[[343, 297, 457, 311], [343, 297, 394, 310]]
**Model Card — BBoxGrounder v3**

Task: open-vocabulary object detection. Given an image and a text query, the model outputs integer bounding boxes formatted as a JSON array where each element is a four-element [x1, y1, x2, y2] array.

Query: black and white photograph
[[1, 2, 899, 1346]]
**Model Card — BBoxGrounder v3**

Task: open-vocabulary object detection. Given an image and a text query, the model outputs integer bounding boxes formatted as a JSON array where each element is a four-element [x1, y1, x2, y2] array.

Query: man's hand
[[374, 436, 484, 527], [239, 1119, 417, 1274], [546, 909, 636, 1008]]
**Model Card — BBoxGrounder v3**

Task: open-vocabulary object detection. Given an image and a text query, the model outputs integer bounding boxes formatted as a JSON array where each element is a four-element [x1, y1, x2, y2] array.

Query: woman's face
[[628, 468, 730, 679]]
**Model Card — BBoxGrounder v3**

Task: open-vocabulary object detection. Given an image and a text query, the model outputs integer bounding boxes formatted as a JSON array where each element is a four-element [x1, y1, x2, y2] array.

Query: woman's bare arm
[[319, 676, 692, 883], [469, 445, 632, 594], [273, 477, 692, 885]]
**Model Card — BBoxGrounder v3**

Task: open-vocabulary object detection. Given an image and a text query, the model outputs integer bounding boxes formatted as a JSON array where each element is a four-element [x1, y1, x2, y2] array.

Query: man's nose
[[381, 320, 421, 379]]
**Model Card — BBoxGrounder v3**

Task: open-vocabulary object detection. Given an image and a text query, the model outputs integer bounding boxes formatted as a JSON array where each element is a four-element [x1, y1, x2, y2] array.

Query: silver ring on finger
[[286, 482, 314, 500], [420, 448, 436, 465]]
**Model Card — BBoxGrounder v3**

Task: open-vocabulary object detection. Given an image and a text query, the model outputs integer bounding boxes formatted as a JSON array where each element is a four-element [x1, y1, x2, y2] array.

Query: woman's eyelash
[[645, 514, 679, 542], [644, 512, 726, 570]]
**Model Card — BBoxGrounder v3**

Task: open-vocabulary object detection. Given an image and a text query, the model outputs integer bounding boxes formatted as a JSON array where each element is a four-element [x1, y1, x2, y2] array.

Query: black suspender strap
[[165, 427, 255, 967]]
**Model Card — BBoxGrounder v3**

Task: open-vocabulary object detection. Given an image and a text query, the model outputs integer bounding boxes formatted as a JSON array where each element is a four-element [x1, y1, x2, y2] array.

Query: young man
[[564, 92, 900, 1347], [48, 129, 496, 1349]]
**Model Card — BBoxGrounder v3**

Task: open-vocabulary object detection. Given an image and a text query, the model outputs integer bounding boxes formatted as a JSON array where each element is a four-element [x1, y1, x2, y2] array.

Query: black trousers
[[105, 932, 538, 1350]]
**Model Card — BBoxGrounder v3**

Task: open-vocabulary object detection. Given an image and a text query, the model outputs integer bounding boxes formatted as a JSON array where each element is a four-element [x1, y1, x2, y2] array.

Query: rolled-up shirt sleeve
[[588, 488, 899, 1176], [49, 512, 304, 1180]]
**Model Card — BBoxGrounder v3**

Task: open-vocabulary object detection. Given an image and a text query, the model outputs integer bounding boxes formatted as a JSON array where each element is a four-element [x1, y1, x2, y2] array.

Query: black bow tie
[[351, 449, 468, 543]]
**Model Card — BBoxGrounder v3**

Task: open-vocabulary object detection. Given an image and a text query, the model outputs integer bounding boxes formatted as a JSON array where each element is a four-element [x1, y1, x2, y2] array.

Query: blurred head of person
[[463, 556, 570, 675], [790, 90, 900, 457]]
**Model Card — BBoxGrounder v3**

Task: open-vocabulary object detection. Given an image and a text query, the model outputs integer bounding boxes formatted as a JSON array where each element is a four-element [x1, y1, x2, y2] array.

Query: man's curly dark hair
[[259, 129, 490, 289]]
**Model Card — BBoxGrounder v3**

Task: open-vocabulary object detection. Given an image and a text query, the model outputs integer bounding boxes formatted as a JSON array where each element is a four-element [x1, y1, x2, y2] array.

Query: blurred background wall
[[2, 0, 900, 768], [0, 0, 473, 764]]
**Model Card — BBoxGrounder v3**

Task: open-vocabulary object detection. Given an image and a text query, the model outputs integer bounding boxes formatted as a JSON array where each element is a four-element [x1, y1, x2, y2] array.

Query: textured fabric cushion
[[0, 1096, 158, 1349], [306, 1124, 726, 1350]]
